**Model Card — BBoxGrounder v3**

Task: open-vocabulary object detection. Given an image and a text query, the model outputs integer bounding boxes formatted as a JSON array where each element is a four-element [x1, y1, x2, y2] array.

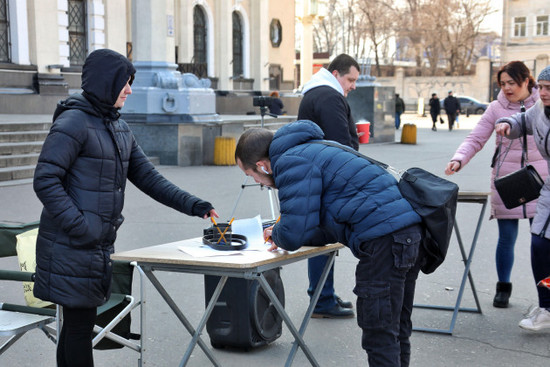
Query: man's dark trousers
[[307, 256, 336, 311], [354, 224, 423, 367]]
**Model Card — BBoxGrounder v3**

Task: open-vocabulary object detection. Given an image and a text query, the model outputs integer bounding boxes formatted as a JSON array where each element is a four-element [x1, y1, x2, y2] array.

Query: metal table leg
[[142, 267, 222, 367], [414, 198, 487, 334]]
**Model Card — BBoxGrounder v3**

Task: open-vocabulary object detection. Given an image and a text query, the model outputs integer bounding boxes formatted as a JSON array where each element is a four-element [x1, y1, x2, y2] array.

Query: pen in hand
[[264, 216, 281, 244]]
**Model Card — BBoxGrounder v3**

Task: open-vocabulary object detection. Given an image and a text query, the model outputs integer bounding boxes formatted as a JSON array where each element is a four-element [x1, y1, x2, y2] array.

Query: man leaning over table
[[235, 120, 426, 367]]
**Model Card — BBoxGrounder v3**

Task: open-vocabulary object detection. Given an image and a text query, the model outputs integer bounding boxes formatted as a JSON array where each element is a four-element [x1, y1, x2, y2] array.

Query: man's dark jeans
[[354, 224, 424, 367]]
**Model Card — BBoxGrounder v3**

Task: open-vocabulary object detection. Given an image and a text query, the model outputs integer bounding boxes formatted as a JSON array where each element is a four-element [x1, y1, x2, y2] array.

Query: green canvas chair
[[0, 221, 143, 364]]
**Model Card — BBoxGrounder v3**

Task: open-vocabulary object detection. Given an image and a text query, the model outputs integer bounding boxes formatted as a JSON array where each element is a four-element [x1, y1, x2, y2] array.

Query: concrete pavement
[[1, 113, 549, 366]]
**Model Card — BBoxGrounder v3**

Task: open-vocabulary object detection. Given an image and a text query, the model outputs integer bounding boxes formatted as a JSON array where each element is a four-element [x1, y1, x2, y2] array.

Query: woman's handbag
[[494, 106, 544, 209]]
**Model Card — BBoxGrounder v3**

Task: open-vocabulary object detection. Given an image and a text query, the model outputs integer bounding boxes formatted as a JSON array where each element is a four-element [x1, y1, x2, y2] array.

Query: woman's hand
[[445, 161, 461, 176], [203, 209, 219, 219], [495, 123, 510, 137]]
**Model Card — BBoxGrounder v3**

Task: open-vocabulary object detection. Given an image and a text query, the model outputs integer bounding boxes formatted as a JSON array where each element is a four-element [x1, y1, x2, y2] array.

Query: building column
[[214, 0, 232, 90], [249, 0, 269, 91], [299, 15, 314, 88]]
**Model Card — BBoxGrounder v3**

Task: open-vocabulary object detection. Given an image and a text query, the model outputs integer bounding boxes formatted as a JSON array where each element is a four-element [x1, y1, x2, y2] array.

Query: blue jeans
[[395, 113, 402, 129], [307, 255, 336, 312], [354, 224, 423, 367], [495, 218, 532, 282], [531, 234, 550, 308]]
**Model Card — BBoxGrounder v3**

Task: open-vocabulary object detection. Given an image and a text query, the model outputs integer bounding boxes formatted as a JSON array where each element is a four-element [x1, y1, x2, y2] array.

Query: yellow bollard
[[400, 123, 417, 144], [213, 136, 236, 165]]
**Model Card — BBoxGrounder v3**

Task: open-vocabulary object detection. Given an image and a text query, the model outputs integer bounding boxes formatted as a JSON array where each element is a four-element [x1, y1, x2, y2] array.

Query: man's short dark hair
[[328, 54, 360, 76], [235, 128, 274, 169]]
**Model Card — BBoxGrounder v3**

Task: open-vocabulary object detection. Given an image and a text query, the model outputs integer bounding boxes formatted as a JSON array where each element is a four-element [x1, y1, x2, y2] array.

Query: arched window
[[68, 0, 87, 66], [232, 11, 243, 77], [193, 6, 207, 64], [0, 0, 9, 62]]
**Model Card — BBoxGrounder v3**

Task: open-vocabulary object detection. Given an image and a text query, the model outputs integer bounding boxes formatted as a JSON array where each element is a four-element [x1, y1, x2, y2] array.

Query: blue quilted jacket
[[269, 120, 421, 258], [33, 49, 213, 308]]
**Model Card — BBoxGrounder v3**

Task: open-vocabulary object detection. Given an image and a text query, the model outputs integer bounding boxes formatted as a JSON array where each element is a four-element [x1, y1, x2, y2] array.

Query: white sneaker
[[519, 307, 550, 331]]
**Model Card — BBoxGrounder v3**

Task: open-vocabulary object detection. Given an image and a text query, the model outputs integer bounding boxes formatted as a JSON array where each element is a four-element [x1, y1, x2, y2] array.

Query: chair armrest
[[0, 269, 34, 282]]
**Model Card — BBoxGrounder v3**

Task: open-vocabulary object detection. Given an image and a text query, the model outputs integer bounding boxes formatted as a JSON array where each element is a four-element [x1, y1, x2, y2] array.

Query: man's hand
[[495, 123, 511, 137], [263, 226, 279, 251]]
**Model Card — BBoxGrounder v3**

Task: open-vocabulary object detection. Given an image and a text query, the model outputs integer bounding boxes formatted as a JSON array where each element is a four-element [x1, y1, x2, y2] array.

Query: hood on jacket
[[81, 48, 136, 109], [496, 86, 540, 110], [270, 120, 325, 165], [52, 94, 99, 122], [301, 68, 344, 96]]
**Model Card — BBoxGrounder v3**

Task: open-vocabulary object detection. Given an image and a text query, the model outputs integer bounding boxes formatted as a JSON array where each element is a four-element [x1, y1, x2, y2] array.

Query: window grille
[[68, 0, 87, 66], [0, 0, 10, 62]]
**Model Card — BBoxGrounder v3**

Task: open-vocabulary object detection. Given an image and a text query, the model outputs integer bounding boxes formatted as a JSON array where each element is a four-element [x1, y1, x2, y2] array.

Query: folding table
[[413, 191, 489, 334], [112, 239, 344, 367]]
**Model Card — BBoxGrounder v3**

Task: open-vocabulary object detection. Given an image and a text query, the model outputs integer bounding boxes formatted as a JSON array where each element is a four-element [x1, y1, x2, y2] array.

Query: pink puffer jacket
[[450, 88, 548, 219]]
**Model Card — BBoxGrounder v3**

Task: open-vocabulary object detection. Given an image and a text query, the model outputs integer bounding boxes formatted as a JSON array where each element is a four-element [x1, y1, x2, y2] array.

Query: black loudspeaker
[[204, 268, 285, 349]]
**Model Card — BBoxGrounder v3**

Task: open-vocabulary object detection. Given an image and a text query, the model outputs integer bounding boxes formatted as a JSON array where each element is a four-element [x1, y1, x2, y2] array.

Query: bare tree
[[357, 0, 394, 76]]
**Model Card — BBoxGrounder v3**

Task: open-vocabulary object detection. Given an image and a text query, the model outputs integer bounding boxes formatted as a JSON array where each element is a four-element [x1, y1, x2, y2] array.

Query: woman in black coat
[[33, 49, 218, 367]]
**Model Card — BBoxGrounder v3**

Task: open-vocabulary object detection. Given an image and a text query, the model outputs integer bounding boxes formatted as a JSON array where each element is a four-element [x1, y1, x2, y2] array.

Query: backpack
[[309, 140, 459, 274]]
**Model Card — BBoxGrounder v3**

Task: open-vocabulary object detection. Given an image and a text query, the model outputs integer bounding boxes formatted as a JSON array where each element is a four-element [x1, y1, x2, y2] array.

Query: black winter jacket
[[298, 86, 359, 150], [33, 49, 213, 308]]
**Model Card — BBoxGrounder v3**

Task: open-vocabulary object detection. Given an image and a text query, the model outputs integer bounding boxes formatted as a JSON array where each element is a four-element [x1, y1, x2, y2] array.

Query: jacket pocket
[[353, 280, 391, 329], [391, 229, 421, 270]]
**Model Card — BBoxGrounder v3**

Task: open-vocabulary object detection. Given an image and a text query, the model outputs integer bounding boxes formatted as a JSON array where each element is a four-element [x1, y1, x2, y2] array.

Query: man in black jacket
[[444, 90, 461, 131], [296, 53, 359, 319], [33, 49, 218, 367]]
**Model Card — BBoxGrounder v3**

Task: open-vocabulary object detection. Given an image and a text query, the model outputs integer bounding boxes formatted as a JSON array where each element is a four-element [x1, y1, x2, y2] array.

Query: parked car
[[440, 96, 488, 115]]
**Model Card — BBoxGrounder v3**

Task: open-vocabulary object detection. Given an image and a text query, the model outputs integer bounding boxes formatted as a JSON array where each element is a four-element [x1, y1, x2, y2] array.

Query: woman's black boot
[[493, 282, 512, 308]]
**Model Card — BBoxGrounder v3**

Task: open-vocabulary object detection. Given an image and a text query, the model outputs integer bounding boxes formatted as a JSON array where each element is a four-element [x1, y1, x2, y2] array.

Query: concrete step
[[0, 153, 40, 168], [0, 121, 51, 132], [0, 141, 44, 155], [0, 130, 49, 143], [0, 165, 35, 181]]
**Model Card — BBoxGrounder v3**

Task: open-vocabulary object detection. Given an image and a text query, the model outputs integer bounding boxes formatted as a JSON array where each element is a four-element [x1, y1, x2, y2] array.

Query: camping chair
[[0, 221, 144, 365], [0, 221, 57, 355]]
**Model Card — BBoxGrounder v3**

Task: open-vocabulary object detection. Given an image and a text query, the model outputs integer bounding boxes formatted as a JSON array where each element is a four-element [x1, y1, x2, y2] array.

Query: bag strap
[[494, 102, 528, 177], [307, 140, 412, 180]]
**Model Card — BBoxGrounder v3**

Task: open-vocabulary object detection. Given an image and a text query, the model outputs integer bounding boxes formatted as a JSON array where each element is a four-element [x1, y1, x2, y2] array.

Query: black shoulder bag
[[309, 140, 459, 274], [494, 104, 544, 210]]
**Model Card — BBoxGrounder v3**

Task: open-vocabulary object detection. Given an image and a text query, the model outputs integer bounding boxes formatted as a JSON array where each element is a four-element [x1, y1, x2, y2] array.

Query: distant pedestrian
[[395, 93, 405, 129], [447, 61, 546, 309], [268, 91, 284, 115], [429, 93, 441, 131], [444, 91, 460, 131]]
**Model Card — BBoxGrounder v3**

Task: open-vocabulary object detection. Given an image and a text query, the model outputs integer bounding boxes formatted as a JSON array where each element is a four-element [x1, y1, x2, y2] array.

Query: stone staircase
[[0, 120, 51, 185]]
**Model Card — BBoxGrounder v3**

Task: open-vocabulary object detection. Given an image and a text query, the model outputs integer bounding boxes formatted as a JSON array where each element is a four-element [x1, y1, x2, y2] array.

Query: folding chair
[[0, 221, 57, 355], [0, 222, 144, 366]]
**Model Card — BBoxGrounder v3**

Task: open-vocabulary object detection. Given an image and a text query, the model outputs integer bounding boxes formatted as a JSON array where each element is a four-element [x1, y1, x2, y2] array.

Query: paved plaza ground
[[1, 113, 550, 366]]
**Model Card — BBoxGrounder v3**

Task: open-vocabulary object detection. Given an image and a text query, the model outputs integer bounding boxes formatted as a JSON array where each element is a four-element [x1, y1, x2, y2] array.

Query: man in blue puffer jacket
[[33, 49, 218, 367], [235, 120, 425, 367]]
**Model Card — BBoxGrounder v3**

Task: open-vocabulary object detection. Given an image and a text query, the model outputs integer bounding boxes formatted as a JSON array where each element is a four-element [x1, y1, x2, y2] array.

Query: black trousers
[[57, 306, 97, 367], [354, 224, 424, 367]]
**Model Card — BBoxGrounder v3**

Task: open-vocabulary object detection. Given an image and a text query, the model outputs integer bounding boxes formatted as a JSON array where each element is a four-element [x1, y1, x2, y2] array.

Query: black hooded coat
[[33, 49, 213, 308]]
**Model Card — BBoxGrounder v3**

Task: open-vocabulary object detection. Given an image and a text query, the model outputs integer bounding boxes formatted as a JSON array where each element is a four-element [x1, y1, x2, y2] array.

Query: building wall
[[501, 0, 550, 77]]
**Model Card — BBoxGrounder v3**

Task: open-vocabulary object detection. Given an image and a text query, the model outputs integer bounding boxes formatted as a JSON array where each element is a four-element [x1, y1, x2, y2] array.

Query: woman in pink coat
[[445, 61, 548, 308]]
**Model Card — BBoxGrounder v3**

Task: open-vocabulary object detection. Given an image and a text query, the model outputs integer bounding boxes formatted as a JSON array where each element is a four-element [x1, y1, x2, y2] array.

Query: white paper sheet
[[231, 215, 269, 251]]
